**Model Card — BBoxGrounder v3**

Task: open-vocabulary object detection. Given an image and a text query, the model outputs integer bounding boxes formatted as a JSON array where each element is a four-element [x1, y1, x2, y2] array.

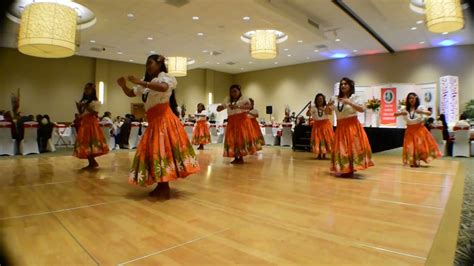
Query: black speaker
[[266, 106, 273, 115]]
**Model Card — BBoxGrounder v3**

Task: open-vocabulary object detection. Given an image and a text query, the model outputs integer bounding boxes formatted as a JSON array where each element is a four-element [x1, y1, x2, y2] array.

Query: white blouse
[[248, 109, 259, 119], [195, 110, 208, 121], [309, 105, 330, 121], [331, 95, 364, 120], [222, 97, 250, 116], [82, 100, 101, 114], [399, 105, 427, 125], [133, 72, 178, 111]]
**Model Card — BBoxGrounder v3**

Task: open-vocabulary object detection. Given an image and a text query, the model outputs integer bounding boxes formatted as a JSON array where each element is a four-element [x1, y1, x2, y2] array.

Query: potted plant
[[462, 100, 474, 121]]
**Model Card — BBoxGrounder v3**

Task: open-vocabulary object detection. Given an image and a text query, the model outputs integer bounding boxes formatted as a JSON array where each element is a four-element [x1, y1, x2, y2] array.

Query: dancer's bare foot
[[340, 172, 354, 178], [197, 144, 204, 150], [149, 183, 171, 199], [81, 165, 95, 170], [149, 185, 160, 197], [231, 157, 244, 164], [160, 185, 170, 200]]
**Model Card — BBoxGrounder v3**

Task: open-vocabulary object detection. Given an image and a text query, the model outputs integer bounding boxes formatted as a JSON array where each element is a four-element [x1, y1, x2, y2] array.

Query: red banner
[[380, 88, 397, 125]]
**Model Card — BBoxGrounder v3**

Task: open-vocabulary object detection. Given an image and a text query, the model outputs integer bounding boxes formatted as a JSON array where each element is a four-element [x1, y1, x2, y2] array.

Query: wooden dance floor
[[0, 145, 463, 265]]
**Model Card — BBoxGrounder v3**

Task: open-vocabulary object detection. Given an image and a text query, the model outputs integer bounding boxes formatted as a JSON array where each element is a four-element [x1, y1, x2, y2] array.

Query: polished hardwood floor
[[0, 145, 463, 265]]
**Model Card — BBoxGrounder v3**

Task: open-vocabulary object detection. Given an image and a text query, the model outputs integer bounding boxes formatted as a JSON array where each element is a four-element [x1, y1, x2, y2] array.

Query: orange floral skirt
[[311, 119, 334, 155], [250, 117, 265, 145], [403, 123, 442, 166], [129, 103, 200, 186], [223, 112, 262, 157], [192, 120, 211, 145], [74, 113, 109, 159], [331, 116, 374, 174]]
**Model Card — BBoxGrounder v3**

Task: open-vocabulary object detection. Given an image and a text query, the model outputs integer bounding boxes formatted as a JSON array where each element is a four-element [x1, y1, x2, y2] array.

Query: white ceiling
[[1, 0, 473, 74]]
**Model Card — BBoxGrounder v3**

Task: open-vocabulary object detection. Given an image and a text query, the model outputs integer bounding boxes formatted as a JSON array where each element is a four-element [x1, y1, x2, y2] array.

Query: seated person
[[38, 115, 54, 152], [424, 117, 435, 131], [2, 111, 16, 139], [454, 114, 470, 128]]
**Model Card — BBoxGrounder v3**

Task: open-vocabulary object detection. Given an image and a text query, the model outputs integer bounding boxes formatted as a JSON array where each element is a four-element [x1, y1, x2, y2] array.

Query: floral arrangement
[[398, 99, 406, 108], [366, 97, 381, 110]]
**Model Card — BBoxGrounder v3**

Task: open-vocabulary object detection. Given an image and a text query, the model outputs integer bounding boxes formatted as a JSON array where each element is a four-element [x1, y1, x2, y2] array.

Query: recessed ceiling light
[[242, 16, 250, 20], [117, 51, 123, 55], [216, 62, 220, 64], [129, 59, 134, 62], [314, 49, 319, 52], [205, 61, 209, 64], [439, 39, 456, 46], [274, 62, 278, 64], [335, 38, 341, 42], [419, 41, 425, 44], [331, 53, 347, 58], [283, 48, 289, 51], [192, 16, 199, 20], [202, 49, 208, 53], [306, 57, 310, 59], [90, 40, 96, 43], [150, 50, 156, 53], [353, 49, 358, 52], [287, 54, 291, 57], [147, 37, 153, 40], [297, 40, 303, 43], [197, 32, 204, 36], [240, 68, 244, 70], [416, 20, 423, 24], [410, 27, 417, 30], [127, 13, 134, 18], [442, 32, 449, 35], [248, 61, 253, 64]]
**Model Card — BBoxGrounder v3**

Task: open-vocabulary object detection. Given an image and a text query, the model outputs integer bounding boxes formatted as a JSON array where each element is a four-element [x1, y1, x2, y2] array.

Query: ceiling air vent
[[210, 51, 222, 56], [89, 47, 104, 52], [307, 19, 320, 30], [226, 62, 236, 65], [165, 0, 189, 7], [315, 44, 328, 50]]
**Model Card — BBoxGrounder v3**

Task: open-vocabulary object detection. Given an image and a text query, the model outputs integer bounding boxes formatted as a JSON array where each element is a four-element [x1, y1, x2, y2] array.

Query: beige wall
[[1, 45, 473, 122], [0, 48, 229, 121], [235, 45, 474, 121], [205, 69, 235, 104], [0, 48, 95, 121]]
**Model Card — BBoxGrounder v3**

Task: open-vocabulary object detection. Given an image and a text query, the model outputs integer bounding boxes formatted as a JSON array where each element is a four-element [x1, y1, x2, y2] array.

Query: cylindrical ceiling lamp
[[18, 2, 77, 58], [250, 30, 277, 59], [425, 0, 464, 33], [167, 57, 188, 77]]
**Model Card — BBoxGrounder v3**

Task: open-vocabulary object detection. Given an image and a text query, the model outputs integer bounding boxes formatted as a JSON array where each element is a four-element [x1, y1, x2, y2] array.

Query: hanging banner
[[380, 88, 397, 125], [440, 76, 458, 125], [420, 84, 437, 118]]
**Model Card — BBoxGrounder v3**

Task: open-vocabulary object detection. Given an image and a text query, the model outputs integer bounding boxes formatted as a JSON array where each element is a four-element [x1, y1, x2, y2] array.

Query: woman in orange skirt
[[117, 54, 199, 199], [395, 92, 441, 167], [248, 98, 265, 146], [306, 93, 334, 159], [327, 78, 374, 177], [74, 82, 109, 169], [192, 103, 211, 150], [217, 85, 262, 164]]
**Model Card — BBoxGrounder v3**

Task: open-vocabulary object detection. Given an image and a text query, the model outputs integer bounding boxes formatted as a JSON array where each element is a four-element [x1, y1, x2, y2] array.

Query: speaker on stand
[[266, 106, 272, 123]]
